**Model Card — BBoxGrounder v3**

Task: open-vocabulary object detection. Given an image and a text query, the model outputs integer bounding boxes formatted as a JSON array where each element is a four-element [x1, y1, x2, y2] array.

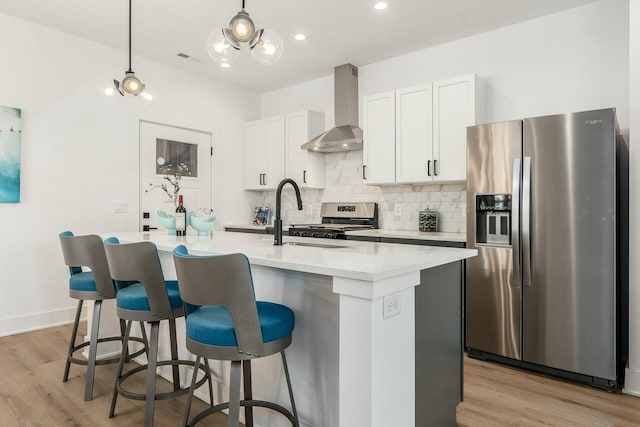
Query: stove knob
[[325, 233, 335, 239], [294, 231, 303, 237], [311, 232, 318, 238]]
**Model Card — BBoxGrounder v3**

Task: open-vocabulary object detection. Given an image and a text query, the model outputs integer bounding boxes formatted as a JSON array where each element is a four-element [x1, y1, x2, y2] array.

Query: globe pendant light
[[206, 0, 283, 67], [113, 0, 146, 96]]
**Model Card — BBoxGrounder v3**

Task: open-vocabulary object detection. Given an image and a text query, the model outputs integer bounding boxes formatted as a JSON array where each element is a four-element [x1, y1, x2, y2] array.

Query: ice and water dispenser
[[475, 194, 512, 246]]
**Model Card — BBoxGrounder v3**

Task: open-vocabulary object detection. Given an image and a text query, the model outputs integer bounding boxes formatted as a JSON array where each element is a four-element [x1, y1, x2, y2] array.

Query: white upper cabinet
[[432, 75, 484, 182], [395, 84, 433, 183], [363, 91, 396, 184], [285, 111, 326, 189], [243, 116, 285, 190], [363, 74, 484, 185]]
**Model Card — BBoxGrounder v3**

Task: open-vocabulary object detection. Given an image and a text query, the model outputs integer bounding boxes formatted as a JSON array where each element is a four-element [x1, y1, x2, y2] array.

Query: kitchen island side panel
[[416, 261, 463, 427]]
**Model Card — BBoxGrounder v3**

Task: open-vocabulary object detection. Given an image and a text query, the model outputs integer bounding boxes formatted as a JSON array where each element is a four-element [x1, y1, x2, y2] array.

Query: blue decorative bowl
[[188, 211, 217, 236], [157, 211, 176, 235]]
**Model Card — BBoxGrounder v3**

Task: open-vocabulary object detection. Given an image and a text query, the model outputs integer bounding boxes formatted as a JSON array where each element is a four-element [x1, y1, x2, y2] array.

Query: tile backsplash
[[248, 150, 467, 233]]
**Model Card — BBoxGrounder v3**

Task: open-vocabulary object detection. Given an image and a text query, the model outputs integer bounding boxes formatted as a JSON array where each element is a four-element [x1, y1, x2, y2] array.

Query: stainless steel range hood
[[301, 64, 363, 153]]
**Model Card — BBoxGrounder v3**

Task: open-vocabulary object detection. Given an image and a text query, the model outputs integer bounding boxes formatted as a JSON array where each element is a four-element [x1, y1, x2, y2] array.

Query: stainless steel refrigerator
[[465, 108, 628, 390]]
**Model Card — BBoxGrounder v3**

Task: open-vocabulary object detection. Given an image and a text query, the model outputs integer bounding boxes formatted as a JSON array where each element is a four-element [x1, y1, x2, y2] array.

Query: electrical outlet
[[383, 293, 401, 319], [394, 203, 402, 217]]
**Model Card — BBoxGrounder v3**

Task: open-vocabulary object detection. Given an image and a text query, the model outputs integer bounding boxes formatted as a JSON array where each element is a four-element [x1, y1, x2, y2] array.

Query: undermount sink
[[283, 242, 348, 249]]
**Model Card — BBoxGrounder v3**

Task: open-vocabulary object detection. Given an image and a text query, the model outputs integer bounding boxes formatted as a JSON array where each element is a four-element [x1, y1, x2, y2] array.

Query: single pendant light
[[113, 0, 146, 96]]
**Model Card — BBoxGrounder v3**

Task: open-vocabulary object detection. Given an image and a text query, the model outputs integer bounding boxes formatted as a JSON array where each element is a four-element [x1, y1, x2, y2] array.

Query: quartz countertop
[[111, 230, 476, 282], [345, 229, 466, 243]]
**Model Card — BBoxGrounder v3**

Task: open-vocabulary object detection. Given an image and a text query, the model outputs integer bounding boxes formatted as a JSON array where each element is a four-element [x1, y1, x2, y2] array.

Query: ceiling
[[0, 0, 598, 93]]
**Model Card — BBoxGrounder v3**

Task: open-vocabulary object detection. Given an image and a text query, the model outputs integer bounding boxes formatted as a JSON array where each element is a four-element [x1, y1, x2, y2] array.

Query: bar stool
[[104, 238, 213, 427], [173, 245, 299, 427], [58, 231, 147, 401]]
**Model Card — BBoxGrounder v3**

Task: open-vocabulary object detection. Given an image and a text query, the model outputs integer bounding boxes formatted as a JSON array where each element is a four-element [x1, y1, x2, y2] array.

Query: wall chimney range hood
[[301, 64, 363, 153]]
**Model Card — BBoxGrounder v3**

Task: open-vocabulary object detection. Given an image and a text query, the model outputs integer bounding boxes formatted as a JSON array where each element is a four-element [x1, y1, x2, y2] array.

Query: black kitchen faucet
[[274, 178, 303, 245]]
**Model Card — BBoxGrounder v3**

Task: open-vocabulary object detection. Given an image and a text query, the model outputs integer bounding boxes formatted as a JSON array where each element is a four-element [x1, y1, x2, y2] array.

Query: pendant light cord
[[128, 0, 133, 73]]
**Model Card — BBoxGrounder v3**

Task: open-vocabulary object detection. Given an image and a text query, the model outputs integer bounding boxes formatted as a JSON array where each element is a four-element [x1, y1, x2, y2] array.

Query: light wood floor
[[2, 323, 640, 426]]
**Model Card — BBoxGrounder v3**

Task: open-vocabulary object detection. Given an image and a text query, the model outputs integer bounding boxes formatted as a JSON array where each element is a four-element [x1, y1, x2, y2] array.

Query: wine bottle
[[175, 195, 187, 236]]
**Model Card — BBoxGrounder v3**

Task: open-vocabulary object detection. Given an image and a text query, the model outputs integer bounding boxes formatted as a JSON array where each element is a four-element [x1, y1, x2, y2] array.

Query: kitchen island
[[106, 230, 476, 427]]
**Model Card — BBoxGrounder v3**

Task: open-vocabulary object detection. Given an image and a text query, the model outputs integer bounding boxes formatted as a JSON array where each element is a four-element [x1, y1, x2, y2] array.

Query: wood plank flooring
[[1, 323, 640, 426]]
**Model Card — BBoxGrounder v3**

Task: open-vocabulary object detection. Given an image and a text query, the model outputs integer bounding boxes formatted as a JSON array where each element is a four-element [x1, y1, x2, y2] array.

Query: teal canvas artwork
[[0, 106, 21, 203]]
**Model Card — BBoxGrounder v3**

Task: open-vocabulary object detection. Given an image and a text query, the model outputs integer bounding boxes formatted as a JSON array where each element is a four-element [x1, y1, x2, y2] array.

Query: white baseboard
[[624, 367, 640, 396], [0, 306, 85, 338]]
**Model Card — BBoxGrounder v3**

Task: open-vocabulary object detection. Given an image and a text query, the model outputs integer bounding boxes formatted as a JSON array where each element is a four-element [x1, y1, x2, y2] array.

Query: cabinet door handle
[[263, 174, 267, 186], [434, 160, 438, 176], [363, 165, 367, 180], [427, 160, 431, 176], [303, 170, 307, 184], [259, 174, 262, 185]]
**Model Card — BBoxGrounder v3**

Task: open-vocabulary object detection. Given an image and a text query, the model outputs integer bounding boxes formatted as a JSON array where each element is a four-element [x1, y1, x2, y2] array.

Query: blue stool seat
[[186, 302, 295, 347], [116, 280, 183, 311], [69, 271, 98, 292]]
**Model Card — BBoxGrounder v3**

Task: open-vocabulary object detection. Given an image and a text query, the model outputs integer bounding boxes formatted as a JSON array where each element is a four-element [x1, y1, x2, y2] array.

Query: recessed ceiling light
[[374, 2, 388, 10], [221, 63, 231, 68], [294, 33, 306, 41]]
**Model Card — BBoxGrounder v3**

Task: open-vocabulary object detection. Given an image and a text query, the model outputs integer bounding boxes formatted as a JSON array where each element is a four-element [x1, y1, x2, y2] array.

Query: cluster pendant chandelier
[[206, 0, 283, 67], [111, 0, 150, 99]]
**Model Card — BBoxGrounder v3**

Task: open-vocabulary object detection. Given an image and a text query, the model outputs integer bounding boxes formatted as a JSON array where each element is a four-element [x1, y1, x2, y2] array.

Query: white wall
[[625, 0, 640, 397], [258, 0, 629, 232], [0, 13, 259, 336]]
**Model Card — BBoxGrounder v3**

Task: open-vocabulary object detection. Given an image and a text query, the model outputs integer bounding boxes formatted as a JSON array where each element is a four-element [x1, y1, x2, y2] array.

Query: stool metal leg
[[281, 351, 299, 427], [168, 318, 181, 391], [243, 360, 254, 427], [183, 355, 201, 427], [63, 299, 83, 382], [85, 300, 102, 401], [204, 358, 214, 406], [139, 321, 149, 358], [228, 360, 242, 427], [145, 321, 160, 427], [109, 320, 132, 418]]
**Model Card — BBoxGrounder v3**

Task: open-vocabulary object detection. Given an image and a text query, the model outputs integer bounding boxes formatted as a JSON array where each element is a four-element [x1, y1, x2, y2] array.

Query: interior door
[[140, 121, 212, 231]]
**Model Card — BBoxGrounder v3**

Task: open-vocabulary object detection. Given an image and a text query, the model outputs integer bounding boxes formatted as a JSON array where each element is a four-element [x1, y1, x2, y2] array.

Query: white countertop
[[346, 229, 466, 243], [111, 231, 476, 282]]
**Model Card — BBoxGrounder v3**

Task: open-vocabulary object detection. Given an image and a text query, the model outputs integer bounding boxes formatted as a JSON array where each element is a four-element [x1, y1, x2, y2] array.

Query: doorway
[[139, 120, 212, 231]]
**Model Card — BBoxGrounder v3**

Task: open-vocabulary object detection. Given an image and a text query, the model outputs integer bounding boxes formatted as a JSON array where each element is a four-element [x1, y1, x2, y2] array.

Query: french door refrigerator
[[465, 108, 628, 390]]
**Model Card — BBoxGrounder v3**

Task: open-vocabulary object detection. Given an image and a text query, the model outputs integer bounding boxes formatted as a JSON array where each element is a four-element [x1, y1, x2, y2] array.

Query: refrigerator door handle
[[512, 158, 521, 287], [522, 156, 532, 287]]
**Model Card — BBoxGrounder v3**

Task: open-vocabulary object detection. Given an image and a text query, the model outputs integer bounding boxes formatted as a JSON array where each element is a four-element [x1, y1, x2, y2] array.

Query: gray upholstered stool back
[[173, 252, 265, 357], [59, 233, 116, 299], [104, 240, 174, 320]]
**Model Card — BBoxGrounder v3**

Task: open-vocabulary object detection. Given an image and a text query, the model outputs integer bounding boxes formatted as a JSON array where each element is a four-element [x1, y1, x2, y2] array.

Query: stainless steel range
[[289, 202, 378, 239]]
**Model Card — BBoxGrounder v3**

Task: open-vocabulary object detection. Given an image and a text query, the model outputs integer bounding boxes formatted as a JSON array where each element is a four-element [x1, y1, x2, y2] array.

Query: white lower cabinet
[[243, 116, 285, 190], [285, 111, 326, 189], [363, 74, 485, 185]]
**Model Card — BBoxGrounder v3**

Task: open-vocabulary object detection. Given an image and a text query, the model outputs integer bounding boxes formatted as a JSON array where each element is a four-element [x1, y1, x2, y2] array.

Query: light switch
[[114, 199, 128, 214]]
